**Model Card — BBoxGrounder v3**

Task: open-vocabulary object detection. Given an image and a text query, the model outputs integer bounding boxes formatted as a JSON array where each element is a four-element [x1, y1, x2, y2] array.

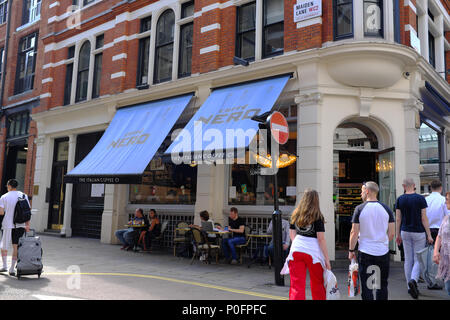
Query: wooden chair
[[190, 228, 220, 265], [235, 226, 252, 264], [173, 222, 189, 256]]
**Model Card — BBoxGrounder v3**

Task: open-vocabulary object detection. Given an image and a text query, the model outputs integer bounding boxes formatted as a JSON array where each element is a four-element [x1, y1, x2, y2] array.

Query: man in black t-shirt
[[219, 207, 246, 264]]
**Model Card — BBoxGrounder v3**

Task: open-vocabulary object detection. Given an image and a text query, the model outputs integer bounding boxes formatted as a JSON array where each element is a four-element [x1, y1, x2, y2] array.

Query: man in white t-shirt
[[349, 181, 395, 300], [425, 180, 447, 242], [0, 179, 31, 276]]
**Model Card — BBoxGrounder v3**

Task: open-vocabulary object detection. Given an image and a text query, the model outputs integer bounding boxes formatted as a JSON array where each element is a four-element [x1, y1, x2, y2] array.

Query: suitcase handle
[[22, 229, 36, 238]]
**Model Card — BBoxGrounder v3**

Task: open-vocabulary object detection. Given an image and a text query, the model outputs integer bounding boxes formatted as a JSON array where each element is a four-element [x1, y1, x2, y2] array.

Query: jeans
[[115, 228, 136, 246], [264, 242, 289, 261], [358, 251, 390, 300], [222, 236, 246, 260], [401, 231, 426, 287]]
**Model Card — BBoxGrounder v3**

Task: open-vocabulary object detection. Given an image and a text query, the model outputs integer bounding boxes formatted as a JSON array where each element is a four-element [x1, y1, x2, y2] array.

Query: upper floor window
[[75, 41, 91, 102], [428, 32, 435, 69], [334, 0, 353, 40], [263, 0, 284, 58], [92, 35, 103, 99], [236, 2, 256, 61], [15, 32, 38, 94], [179, 1, 194, 78], [0, 47, 4, 82], [73, 0, 95, 7], [154, 10, 175, 84], [22, 0, 41, 25], [363, 0, 383, 37], [0, 0, 8, 25], [137, 16, 151, 87], [64, 46, 75, 106]]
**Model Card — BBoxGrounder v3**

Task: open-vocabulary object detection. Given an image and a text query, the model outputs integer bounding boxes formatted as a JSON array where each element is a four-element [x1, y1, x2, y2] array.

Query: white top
[[0, 191, 30, 229], [425, 192, 448, 229], [280, 234, 325, 275], [352, 201, 395, 257]]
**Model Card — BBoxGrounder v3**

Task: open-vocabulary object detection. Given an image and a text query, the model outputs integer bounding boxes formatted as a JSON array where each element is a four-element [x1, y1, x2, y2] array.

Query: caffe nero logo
[[109, 130, 150, 149]]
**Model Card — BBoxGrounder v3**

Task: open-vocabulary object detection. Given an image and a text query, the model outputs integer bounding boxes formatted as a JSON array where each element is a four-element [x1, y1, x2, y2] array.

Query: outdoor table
[[247, 234, 272, 268]]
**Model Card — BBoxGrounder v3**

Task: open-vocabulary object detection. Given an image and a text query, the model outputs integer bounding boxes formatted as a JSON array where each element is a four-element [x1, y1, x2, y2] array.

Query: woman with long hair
[[281, 189, 331, 300]]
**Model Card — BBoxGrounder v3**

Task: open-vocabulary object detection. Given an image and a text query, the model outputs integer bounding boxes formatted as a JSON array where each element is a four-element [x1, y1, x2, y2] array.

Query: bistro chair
[[235, 226, 252, 264], [151, 220, 168, 250], [173, 222, 189, 256], [190, 228, 220, 265]]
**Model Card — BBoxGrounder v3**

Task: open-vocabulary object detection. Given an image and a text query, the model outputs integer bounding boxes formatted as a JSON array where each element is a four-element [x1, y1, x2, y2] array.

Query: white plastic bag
[[323, 269, 341, 300], [348, 258, 360, 297]]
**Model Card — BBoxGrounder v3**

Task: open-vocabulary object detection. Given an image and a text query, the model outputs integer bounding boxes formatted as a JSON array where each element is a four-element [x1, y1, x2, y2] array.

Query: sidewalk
[[2, 235, 448, 300]]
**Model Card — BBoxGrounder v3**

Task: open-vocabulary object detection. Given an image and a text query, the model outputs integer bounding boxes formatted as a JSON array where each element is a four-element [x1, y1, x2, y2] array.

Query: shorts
[[12, 228, 26, 245]]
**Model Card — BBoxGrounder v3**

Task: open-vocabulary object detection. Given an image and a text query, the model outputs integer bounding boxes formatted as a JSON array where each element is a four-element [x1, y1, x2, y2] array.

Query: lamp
[[253, 153, 297, 169]]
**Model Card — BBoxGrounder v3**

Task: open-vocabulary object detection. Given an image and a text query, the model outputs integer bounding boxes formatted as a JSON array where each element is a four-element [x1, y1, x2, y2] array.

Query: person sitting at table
[[141, 209, 161, 252], [264, 218, 291, 262], [217, 207, 246, 264], [115, 208, 148, 251], [189, 210, 217, 244]]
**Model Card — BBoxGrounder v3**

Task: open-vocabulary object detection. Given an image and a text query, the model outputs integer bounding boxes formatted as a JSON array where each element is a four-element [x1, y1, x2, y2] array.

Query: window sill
[[136, 84, 149, 90], [9, 90, 34, 101], [16, 18, 41, 33]]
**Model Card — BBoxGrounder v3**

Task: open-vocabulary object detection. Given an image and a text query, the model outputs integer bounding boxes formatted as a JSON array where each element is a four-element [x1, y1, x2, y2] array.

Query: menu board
[[336, 183, 362, 216]]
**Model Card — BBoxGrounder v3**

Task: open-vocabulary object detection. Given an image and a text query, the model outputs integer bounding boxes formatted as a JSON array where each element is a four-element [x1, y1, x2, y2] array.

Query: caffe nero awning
[[65, 94, 193, 184], [165, 75, 290, 163]]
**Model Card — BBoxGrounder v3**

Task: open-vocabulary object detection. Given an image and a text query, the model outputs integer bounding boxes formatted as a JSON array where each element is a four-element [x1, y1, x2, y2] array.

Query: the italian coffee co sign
[[294, 0, 322, 23]]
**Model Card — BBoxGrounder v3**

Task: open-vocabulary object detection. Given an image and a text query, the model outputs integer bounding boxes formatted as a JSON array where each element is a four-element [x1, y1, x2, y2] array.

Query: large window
[[22, 0, 41, 25], [0, 0, 7, 25], [63, 46, 75, 105], [75, 41, 90, 102], [15, 32, 38, 94], [262, 0, 284, 58], [154, 10, 175, 84], [236, 2, 256, 61], [129, 162, 197, 205], [363, 0, 383, 37], [137, 16, 151, 87], [333, 0, 353, 40]]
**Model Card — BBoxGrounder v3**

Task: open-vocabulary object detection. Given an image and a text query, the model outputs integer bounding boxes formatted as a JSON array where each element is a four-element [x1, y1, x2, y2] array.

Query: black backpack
[[14, 193, 31, 225]]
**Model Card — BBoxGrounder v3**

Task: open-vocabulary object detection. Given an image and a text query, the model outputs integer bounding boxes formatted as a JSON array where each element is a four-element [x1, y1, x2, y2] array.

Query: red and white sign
[[269, 111, 289, 145]]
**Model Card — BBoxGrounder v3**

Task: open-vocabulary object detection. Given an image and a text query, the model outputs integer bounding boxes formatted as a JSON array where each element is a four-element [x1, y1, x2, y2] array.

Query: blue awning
[[165, 76, 290, 163], [65, 94, 193, 183]]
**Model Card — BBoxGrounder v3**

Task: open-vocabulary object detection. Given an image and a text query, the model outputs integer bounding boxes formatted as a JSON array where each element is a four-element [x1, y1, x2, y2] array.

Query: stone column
[[295, 92, 335, 261], [61, 134, 76, 237], [403, 98, 423, 188], [101, 184, 127, 244]]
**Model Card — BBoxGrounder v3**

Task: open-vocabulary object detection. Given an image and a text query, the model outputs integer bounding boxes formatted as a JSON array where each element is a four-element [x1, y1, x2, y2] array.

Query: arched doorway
[[333, 120, 395, 252]]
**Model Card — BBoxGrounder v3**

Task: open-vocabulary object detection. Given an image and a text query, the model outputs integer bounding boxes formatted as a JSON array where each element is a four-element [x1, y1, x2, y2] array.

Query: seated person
[[189, 210, 217, 243], [264, 218, 290, 261], [115, 208, 148, 250], [217, 207, 246, 264], [140, 209, 161, 251]]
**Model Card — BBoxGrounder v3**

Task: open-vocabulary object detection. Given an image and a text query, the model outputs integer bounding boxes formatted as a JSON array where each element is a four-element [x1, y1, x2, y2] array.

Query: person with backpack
[[0, 179, 31, 276]]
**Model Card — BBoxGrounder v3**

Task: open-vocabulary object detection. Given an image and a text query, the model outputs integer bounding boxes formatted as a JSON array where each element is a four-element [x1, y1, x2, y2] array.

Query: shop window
[[129, 161, 197, 205], [363, 0, 383, 37], [262, 0, 284, 58], [333, 0, 353, 40], [228, 138, 297, 206], [137, 16, 151, 87], [0, 0, 7, 25], [419, 123, 440, 194], [22, 0, 41, 25], [154, 10, 175, 84], [75, 41, 90, 102], [178, 22, 193, 78], [7, 112, 30, 138], [15, 32, 38, 94], [236, 2, 256, 61]]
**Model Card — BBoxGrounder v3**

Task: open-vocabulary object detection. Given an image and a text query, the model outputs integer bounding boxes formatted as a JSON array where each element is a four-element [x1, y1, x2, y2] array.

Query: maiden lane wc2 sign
[[294, 0, 322, 23]]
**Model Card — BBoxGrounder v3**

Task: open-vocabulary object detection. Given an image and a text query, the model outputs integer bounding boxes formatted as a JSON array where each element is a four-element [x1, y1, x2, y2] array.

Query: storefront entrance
[[333, 122, 395, 252]]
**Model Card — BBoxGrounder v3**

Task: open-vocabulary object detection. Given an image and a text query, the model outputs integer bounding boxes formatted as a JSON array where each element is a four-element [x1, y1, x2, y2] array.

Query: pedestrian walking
[[432, 213, 450, 296], [348, 181, 395, 300], [425, 180, 447, 242], [0, 179, 31, 276], [395, 178, 434, 299], [281, 189, 331, 300]]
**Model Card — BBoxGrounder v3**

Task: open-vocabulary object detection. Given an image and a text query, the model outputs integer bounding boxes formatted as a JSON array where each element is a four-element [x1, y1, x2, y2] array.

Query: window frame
[[178, 21, 193, 79], [428, 32, 435, 69], [363, 0, 384, 38], [75, 41, 91, 103], [153, 9, 175, 84], [91, 52, 102, 99], [333, 0, 354, 41], [136, 16, 151, 88], [7, 112, 30, 139], [0, 0, 8, 25], [262, 0, 284, 59], [235, 1, 257, 62], [14, 32, 38, 95], [22, 0, 41, 26]]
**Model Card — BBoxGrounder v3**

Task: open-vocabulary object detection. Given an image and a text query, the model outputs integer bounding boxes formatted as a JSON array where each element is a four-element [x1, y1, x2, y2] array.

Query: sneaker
[[0, 268, 7, 272], [418, 276, 425, 283], [9, 271, 15, 277], [120, 245, 128, 250], [408, 280, 419, 299], [230, 259, 238, 265], [427, 284, 443, 290]]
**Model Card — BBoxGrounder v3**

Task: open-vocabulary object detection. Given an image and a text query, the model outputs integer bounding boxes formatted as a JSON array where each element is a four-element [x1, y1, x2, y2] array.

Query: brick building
[[0, 0, 448, 260]]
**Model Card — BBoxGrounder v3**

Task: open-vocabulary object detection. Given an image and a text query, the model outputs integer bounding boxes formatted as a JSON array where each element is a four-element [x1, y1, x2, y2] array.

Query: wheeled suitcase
[[16, 229, 43, 279]]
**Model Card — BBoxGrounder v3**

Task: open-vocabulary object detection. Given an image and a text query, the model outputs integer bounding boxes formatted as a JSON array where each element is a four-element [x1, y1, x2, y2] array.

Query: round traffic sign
[[269, 111, 289, 145]]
